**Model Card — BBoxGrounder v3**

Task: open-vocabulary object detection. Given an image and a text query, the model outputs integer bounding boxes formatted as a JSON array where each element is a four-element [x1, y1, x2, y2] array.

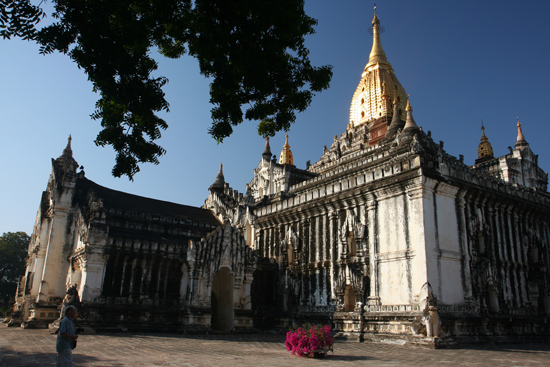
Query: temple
[[9, 9, 550, 345]]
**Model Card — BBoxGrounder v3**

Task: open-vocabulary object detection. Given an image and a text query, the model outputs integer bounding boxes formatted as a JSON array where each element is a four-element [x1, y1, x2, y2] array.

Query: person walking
[[56, 305, 78, 366]]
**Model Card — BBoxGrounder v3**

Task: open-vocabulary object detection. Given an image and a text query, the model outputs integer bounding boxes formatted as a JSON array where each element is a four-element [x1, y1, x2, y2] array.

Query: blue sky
[[1, 0, 549, 235]]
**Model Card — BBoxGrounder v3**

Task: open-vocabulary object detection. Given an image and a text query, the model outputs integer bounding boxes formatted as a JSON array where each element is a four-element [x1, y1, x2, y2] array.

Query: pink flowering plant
[[285, 324, 333, 357]]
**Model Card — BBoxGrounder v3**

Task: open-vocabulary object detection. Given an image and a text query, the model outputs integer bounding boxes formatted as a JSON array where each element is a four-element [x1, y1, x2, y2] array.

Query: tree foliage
[[0, 232, 29, 302], [3, 0, 332, 179], [0, 0, 43, 39]]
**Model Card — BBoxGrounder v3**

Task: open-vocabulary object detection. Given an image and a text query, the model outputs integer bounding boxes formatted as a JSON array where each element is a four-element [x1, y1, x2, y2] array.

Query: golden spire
[[477, 121, 494, 160], [349, 6, 408, 127], [366, 4, 391, 69], [279, 134, 294, 165], [514, 115, 528, 148]]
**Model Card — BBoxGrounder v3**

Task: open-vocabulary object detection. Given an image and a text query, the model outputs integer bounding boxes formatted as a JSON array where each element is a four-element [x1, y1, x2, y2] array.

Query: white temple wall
[[434, 183, 464, 305], [79, 223, 108, 302], [407, 182, 430, 304], [78, 254, 105, 302], [376, 190, 412, 305], [378, 259, 409, 304], [377, 192, 408, 253], [419, 178, 448, 299], [421, 179, 465, 305]]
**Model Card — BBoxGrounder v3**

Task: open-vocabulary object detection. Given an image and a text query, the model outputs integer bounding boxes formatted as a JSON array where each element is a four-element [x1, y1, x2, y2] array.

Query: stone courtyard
[[0, 327, 549, 367]]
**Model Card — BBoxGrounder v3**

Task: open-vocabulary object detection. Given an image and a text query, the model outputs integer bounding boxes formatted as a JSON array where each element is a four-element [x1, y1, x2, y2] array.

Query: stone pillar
[[365, 194, 380, 306], [31, 249, 47, 300], [316, 215, 322, 263], [119, 254, 131, 297], [309, 217, 315, 264], [31, 218, 52, 300], [38, 206, 73, 303], [516, 214, 529, 307], [407, 180, 432, 305], [142, 256, 154, 298], [161, 258, 171, 299], [356, 204, 367, 259], [302, 218, 310, 305], [505, 208, 516, 309], [129, 255, 140, 298], [456, 191, 473, 302], [242, 273, 253, 310], [329, 211, 338, 300]]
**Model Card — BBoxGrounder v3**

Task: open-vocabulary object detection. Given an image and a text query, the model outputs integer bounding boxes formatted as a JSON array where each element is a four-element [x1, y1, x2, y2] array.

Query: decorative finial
[[403, 97, 417, 131], [405, 95, 412, 111], [480, 121, 489, 141], [372, 3, 380, 27]]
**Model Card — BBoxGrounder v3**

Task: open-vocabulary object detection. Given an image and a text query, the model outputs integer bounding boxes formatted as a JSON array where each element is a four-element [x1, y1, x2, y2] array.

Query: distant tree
[[0, 232, 29, 305], [1, 0, 333, 179]]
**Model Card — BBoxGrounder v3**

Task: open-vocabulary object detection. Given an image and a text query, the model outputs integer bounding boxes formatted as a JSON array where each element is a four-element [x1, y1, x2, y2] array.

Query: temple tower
[[349, 6, 408, 145]]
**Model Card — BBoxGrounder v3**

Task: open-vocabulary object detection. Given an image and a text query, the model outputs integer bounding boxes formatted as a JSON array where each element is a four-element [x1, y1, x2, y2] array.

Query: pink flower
[[284, 324, 333, 357]]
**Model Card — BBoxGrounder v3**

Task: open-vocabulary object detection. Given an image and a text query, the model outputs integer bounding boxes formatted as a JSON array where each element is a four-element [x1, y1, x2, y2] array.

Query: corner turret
[[514, 116, 529, 149], [262, 137, 273, 161], [209, 163, 225, 192], [399, 98, 420, 142], [385, 96, 405, 139]]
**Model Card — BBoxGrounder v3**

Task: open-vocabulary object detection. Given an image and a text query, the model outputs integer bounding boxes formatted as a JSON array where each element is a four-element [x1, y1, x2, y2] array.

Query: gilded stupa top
[[350, 6, 408, 127], [279, 134, 294, 165], [478, 122, 494, 160]]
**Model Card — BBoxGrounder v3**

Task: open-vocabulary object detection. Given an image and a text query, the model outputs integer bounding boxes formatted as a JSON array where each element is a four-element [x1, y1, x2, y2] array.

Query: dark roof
[[75, 177, 221, 226]]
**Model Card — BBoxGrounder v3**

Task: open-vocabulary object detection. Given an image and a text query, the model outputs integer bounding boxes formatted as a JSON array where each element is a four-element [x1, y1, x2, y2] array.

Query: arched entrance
[[211, 267, 234, 332]]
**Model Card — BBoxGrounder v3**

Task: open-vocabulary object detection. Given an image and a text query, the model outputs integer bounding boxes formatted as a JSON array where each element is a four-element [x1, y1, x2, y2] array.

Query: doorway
[[211, 267, 234, 332]]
